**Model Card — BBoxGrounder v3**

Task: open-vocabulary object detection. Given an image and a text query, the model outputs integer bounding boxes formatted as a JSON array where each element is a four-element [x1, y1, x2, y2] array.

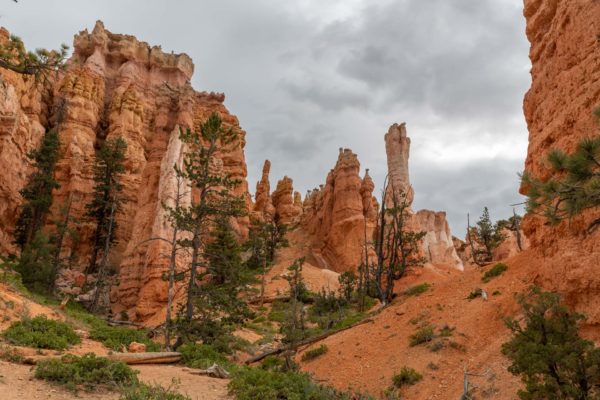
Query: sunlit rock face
[[519, 0, 600, 323]]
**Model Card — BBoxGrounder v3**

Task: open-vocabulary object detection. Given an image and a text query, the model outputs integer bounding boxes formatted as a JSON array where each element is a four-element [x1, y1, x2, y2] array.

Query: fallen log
[[22, 351, 181, 365], [105, 319, 141, 327], [247, 295, 315, 305], [245, 317, 375, 364], [183, 364, 230, 379], [107, 351, 181, 364]]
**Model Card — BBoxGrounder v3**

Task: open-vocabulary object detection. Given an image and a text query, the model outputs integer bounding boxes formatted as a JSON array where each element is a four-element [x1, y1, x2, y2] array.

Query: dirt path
[[136, 365, 231, 400], [0, 360, 232, 400]]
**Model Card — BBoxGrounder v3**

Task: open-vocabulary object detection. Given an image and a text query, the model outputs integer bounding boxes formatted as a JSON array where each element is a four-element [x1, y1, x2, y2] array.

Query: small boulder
[[128, 342, 147, 353]]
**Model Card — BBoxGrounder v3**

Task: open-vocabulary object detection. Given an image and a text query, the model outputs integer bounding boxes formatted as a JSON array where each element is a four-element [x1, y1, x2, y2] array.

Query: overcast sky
[[2, 0, 531, 236]]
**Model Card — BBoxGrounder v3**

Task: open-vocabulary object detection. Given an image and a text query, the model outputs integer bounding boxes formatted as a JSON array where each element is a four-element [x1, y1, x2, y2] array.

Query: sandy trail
[[0, 360, 232, 400]]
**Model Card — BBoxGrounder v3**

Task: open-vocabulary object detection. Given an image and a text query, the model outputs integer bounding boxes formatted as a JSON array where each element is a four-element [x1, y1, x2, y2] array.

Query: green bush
[[467, 288, 484, 300], [438, 325, 455, 337], [89, 324, 160, 352], [120, 382, 191, 400], [228, 367, 373, 400], [482, 263, 508, 283], [178, 343, 234, 370], [3, 315, 80, 350], [268, 301, 288, 323], [0, 344, 24, 363], [409, 326, 435, 347], [63, 302, 159, 352], [0, 255, 29, 294], [301, 344, 328, 362], [35, 353, 138, 390], [392, 367, 423, 388], [260, 356, 287, 372], [403, 283, 431, 296]]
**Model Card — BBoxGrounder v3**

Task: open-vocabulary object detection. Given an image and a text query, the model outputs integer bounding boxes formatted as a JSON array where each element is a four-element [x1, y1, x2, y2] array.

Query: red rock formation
[[520, 0, 600, 323], [301, 148, 377, 272], [0, 28, 47, 255], [271, 176, 302, 225], [252, 159, 275, 222], [410, 210, 463, 269], [0, 22, 252, 321]]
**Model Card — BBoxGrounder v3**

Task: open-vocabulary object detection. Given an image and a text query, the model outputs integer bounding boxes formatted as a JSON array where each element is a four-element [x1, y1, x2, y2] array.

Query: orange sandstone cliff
[[0, 21, 252, 320], [520, 0, 600, 323]]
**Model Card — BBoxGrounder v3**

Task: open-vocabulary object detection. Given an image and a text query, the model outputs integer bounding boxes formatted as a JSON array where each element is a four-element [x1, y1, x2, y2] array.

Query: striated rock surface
[[520, 0, 600, 323], [301, 149, 377, 272], [410, 210, 463, 270], [0, 28, 47, 255], [384, 123, 414, 206], [252, 160, 275, 222], [271, 176, 302, 225], [492, 228, 529, 262], [0, 22, 251, 322]]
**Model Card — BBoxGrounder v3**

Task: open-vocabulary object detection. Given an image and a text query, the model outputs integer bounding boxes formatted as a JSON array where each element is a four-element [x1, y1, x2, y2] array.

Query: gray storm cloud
[[2, 0, 531, 235]]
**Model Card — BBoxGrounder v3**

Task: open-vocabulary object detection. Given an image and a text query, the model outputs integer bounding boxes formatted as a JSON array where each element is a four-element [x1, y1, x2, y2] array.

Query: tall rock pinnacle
[[384, 122, 414, 206]]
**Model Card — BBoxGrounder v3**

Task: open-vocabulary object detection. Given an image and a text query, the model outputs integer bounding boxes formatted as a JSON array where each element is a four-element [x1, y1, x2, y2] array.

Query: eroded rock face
[[272, 176, 302, 225], [410, 210, 463, 269], [0, 28, 47, 255], [301, 149, 378, 272], [385, 123, 414, 206], [520, 0, 600, 322], [0, 22, 251, 321], [252, 159, 275, 222]]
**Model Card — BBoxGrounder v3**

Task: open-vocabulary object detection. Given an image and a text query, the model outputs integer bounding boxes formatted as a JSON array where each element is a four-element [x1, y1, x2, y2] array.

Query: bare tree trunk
[[513, 208, 523, 251], [467, 213, 484, 267], [50, 193, 73, 290], [186, 230, 200, 321], [259, 256, 267, 308], [165, 226, 178, 350], [91, 201, 116, 313]]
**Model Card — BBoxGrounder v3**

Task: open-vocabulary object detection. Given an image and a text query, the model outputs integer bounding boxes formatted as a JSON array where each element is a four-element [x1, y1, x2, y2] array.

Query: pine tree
[[245, 218, 289, 305], [176, 217, 251, 351], [0, 34, 68, 79], [470, 207, 505, 264], [86, 137, 127, 273], [16, 231, 55, 292], [85, 136, 127, 311], [522, 136, 600, 233], [14, 129, 61, 250], [167, 113, 246, 322], [282, 258, 307, 355], [338, 271, 356, 302], [502, 288, 600, 399]]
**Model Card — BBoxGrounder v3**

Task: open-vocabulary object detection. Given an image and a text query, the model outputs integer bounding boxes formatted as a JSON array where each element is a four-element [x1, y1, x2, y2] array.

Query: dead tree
[[370, 176, 426, 306]]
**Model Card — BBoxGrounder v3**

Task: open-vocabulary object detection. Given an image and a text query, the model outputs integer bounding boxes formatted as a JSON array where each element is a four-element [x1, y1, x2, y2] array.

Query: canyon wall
[[0, 28, 48, 256], [0, 22, 252, 321], [521, 0, 600, 322]]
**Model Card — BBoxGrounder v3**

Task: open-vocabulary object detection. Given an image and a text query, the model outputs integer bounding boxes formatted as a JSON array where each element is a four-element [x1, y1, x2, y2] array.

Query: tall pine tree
[[167, 112, 246, 322], [14, 129, 61, 250], [85, 136, 127, 311], [86, 137, 127, 273]]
